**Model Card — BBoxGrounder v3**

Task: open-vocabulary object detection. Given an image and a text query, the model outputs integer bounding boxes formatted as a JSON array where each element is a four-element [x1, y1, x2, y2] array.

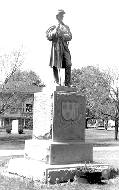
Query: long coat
[[46, 23, 72, 68]]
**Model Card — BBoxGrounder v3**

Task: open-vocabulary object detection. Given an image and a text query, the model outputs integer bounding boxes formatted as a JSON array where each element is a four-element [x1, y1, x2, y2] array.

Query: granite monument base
[[22, 86, 94, 183], [7, 157, 109, 184], [25, 139, 93, 164]]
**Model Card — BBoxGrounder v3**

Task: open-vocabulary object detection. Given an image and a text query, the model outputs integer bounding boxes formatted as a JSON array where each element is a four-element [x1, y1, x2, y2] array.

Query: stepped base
[[7, 158, 110, 183], [25, 139, 93, 164]]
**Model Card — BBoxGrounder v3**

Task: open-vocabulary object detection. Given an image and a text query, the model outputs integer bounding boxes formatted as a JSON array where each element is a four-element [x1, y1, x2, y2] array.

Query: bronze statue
[[46, 9, 72, 86]]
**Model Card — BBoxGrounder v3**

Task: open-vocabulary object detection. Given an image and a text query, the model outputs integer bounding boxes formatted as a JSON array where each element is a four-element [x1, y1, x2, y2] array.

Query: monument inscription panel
[[53, 90, 86, 142]]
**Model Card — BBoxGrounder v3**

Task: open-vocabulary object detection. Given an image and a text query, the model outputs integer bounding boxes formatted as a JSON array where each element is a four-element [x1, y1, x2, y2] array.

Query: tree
[[72, 66, 119, 140], [0, 49, 24, 114], [107, 73, 119, 140], [94, 70, 119, 140], [5, 69, 44, 90], [0, 50, 24, 86], [0, 69, 44, 115], [72, 66, 111, 120]]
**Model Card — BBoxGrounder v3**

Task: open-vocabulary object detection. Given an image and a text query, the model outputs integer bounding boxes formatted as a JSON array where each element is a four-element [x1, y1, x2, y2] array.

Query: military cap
[[57, 9, 66, 15]]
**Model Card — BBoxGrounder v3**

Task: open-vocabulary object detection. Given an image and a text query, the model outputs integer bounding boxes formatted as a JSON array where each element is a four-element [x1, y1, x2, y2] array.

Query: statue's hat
[[57, 9, 65, 15]]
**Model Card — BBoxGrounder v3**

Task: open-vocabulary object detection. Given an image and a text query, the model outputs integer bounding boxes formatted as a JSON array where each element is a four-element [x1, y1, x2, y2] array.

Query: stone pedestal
[[25, 86, 93, 165], [8, 86, 93, 183], [53, 87, 85, 142], [25, 139, 93, 165], [32, 87, 53, 138], [50, 142, 93, 164]]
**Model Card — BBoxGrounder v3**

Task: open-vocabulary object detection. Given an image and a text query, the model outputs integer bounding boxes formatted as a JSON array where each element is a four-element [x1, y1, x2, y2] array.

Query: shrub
[[24, 118, 33, 129], [6, 128, 11, 134], [18, 129, 23, 134]]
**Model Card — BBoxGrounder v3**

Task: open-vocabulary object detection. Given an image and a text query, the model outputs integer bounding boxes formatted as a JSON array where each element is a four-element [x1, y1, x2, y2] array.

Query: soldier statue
[[46, 9, 72, 86]]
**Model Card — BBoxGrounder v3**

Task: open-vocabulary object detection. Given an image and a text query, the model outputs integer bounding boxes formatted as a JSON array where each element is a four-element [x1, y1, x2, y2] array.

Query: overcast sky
[[0, 0, 119, 85]]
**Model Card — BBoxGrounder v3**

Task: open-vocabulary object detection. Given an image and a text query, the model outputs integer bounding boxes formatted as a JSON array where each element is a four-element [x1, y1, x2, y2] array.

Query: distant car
[[96, 125, 105, 130], [87, 124, 97, 128], [95, 122, 105, 129]]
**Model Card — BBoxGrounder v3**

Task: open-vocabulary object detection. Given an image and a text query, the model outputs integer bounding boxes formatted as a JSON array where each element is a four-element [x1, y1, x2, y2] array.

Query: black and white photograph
[[0, 0, 119, 189]]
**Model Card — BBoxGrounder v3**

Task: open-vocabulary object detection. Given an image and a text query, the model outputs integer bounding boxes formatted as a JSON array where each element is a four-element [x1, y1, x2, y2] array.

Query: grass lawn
[[0, 172, 119, 190], [85, 128, 119, 147], [86, 128, 119, 168], [0, 129, 32, 150], [0, 128, 118, 150]]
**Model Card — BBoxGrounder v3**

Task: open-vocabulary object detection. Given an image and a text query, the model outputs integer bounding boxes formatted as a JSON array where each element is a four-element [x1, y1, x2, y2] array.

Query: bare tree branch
[[0, 49, 24, 114]]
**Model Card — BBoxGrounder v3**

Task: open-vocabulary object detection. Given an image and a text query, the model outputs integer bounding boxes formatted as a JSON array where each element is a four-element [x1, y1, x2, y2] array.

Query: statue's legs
[[62, 47, 71, 87], [65, 65, 71, 86], [53, 66, 59, 84]]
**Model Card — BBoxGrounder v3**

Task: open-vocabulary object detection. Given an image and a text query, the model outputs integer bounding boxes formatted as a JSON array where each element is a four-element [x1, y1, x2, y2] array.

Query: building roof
[[0, 83, 45, 94]]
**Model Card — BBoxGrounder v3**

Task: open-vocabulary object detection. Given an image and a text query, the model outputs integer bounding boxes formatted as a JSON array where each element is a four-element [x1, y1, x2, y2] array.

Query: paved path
[[94, 146, 119, 168], [93, 146, 119, 151], [0, 150, 24, 157]]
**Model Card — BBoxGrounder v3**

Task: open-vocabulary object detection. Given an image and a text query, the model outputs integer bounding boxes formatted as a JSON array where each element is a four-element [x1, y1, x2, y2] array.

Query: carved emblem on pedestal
[[62, 101, 80, 121]]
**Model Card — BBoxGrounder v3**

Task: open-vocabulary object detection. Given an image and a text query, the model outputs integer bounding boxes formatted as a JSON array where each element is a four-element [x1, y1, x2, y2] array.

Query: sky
[[0, 0, 119, 85]]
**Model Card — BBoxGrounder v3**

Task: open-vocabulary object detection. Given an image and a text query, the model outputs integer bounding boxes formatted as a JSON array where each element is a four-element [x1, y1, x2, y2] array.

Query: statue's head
[[56, 9, 65, 22]]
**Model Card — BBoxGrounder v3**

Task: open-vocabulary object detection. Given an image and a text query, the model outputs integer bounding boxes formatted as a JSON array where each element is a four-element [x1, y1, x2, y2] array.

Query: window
[[10, 108, 18, 113], [25, 104, 33, 113]]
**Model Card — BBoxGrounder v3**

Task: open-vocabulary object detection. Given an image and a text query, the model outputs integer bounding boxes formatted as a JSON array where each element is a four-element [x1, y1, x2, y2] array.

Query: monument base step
[[25, 139, 93, 165], [6, 158, 110, 184]]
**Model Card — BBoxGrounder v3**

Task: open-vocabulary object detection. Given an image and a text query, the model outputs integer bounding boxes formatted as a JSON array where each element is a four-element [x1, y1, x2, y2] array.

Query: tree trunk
[[105, 119, 108, 130], [115, 118, 118, 140], [85, 118, 88, 128]]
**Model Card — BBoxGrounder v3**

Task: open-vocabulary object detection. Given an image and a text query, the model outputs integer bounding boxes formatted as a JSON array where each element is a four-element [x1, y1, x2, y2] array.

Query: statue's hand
[[57, 29, 64, 38]]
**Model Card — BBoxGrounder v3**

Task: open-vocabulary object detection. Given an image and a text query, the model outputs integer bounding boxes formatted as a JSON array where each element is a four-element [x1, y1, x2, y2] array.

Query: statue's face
[[56, 13, 64, 22]]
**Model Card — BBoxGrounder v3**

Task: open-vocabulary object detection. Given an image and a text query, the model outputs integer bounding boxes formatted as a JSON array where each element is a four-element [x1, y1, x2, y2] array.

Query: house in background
[[0, 84, 44, 133]]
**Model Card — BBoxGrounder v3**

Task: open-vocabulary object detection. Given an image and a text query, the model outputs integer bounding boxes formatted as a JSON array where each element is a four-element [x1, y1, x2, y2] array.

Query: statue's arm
[[58, 25, 72, 41], [63, 25, 72, 41], [46, 25, 57, 41]]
